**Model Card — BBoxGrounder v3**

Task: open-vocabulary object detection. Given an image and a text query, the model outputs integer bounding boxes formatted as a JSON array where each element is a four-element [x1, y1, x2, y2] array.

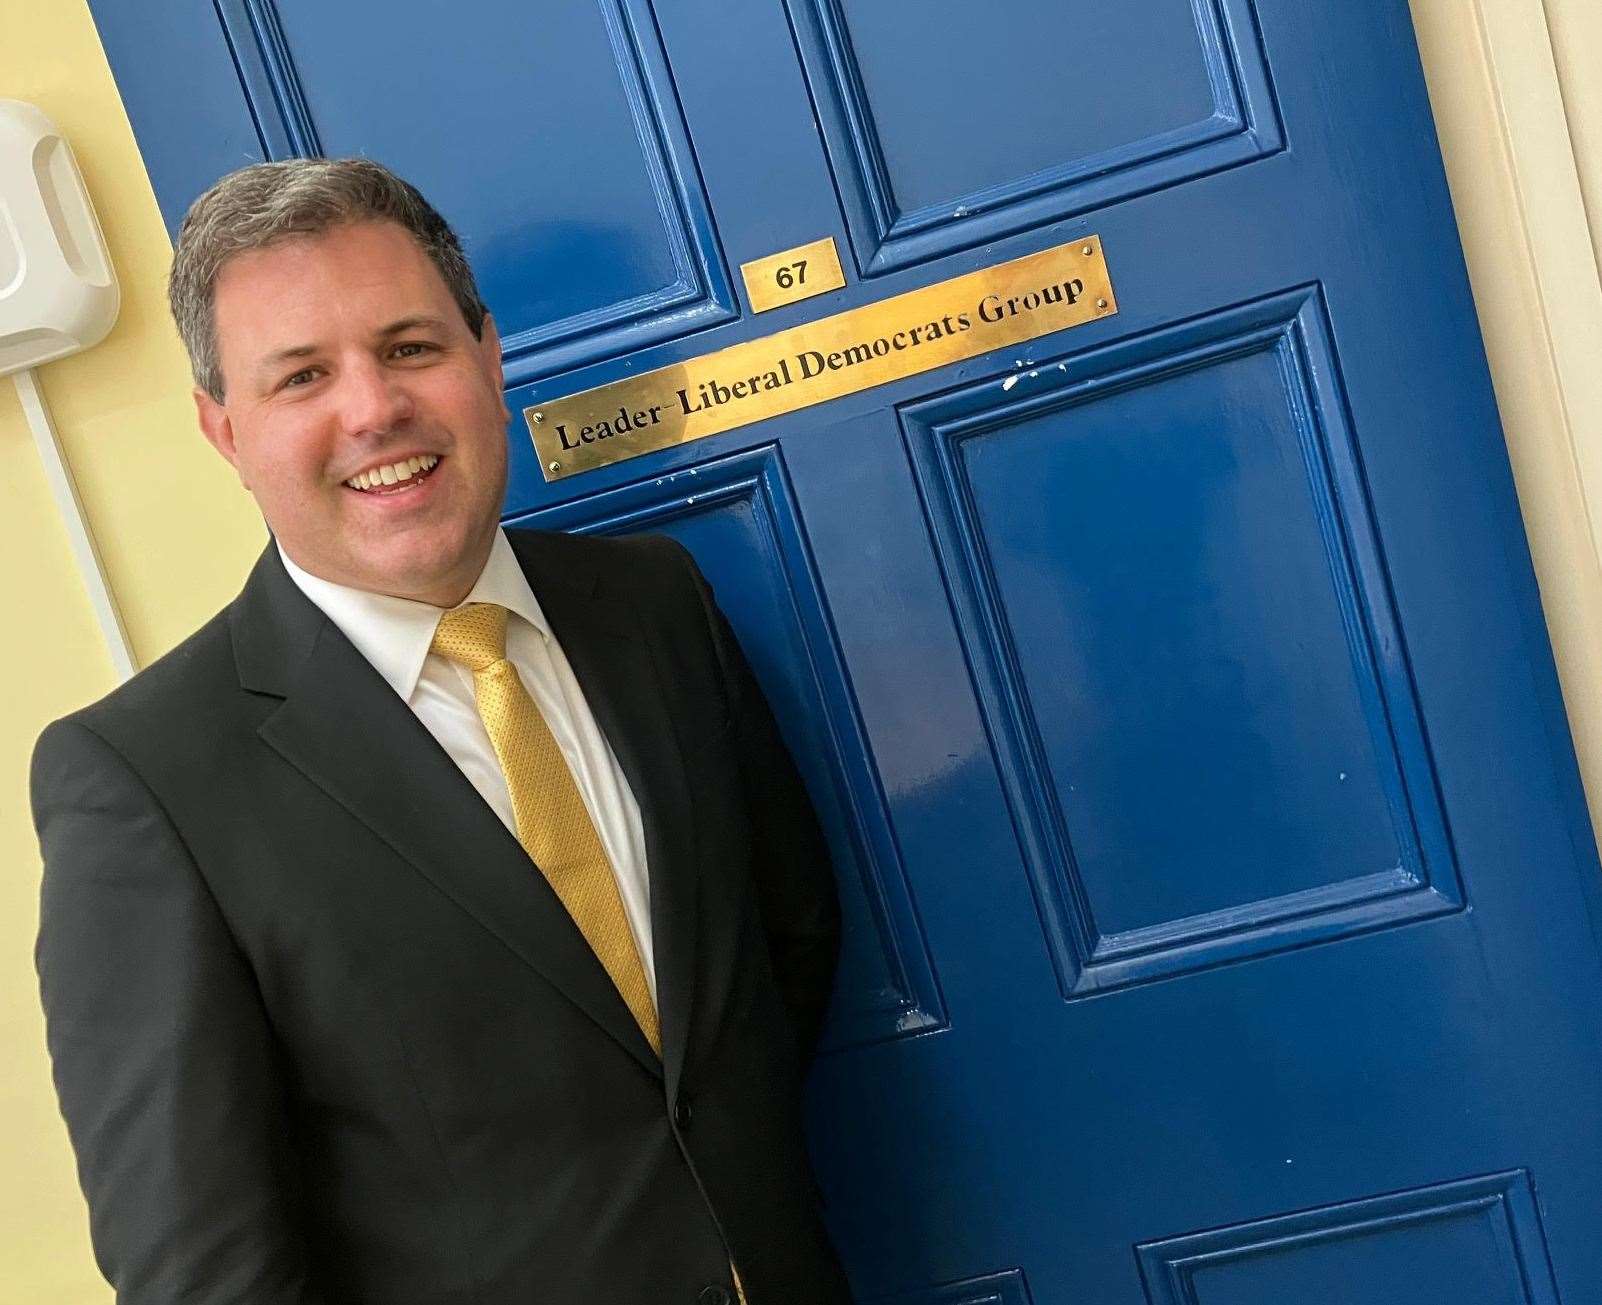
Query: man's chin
[[342, 536, 492, 605]]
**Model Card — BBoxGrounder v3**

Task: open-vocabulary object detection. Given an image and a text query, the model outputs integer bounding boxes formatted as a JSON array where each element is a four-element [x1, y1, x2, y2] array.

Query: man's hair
[[168, 157, 487, 401]]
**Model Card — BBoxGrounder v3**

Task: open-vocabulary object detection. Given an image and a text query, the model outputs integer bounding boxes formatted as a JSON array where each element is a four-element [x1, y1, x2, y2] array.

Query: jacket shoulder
[[39, 602, 242, 758]]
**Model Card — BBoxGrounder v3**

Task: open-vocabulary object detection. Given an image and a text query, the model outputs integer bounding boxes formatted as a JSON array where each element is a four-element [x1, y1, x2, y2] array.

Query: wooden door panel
[[789, 0, 1282, 273], [203, 1, 736, 384], [903, 286, 1461, 995]]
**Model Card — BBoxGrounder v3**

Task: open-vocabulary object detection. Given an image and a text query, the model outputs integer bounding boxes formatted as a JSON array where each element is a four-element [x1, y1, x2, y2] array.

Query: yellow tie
[[432, 603, 745, 1301], [430, 602, 661, 1056]]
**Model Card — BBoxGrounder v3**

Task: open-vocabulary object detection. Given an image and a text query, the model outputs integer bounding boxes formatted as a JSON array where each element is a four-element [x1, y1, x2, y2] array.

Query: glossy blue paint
[[1137, 1171, 1562, 1305], [789, 0, 1284, 273], [901, 287, 1464, 994], [94, 1, 1602, 1300]]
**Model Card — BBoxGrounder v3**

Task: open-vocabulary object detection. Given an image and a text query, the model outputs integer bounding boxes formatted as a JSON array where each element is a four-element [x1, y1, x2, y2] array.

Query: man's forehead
[[212, 221, 453, 348], [214, 219, 434, 292]]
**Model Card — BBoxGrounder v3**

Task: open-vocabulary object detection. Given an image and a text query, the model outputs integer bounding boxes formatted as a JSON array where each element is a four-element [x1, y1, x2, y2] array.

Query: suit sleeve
[[31, 717, 328, 1305], [672, 544, 844, 1066]]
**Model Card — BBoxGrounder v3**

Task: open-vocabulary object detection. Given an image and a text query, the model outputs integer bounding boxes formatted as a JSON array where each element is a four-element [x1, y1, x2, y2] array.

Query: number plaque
[[740, 237, 847, 313]]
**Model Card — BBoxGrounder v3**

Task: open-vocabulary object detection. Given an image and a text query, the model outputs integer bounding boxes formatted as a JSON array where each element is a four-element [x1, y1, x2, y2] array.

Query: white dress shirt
[[277, 528, 656, 1001]]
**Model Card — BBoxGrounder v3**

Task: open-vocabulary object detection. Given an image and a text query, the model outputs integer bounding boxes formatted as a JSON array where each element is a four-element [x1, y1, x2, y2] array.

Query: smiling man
[[31, 158, 849, 1305], [191, 215, 509, 607]]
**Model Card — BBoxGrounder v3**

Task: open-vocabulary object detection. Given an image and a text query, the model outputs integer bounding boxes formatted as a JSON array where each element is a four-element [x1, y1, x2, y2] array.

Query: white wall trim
[[1411, 0, 1602, 844], [1469, 0, 1602, 570]]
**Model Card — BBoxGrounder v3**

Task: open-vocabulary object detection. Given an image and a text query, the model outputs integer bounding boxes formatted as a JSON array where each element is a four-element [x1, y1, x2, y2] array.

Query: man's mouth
[[343, 453, 442, 494]]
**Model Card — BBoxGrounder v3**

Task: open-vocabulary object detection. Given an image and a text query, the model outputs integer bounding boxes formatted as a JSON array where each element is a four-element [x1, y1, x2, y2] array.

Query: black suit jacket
[[31, 527, 851, 1305]]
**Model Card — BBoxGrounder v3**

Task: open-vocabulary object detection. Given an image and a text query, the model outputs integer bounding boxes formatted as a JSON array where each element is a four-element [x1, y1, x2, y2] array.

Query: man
[[31, 158, 850, 1305]]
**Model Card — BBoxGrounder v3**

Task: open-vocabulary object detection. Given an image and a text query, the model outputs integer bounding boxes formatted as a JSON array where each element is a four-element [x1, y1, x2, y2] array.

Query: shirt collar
[[276, 527, 551, 701]]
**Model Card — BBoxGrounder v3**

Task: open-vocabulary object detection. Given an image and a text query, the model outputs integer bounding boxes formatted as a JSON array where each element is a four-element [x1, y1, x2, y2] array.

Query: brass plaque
[[527, 236, 1117, 481], [741, 236, 847, 313]]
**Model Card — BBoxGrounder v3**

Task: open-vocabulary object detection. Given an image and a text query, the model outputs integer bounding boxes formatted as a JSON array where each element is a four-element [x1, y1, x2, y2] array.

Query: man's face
[[195, 219, 511, 607]]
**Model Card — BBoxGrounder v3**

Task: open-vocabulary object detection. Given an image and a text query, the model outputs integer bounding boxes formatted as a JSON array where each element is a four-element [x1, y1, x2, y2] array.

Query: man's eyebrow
[[377, 315, 451, 337], [252, 343, 318, 380], [249, 317, 453, 382]]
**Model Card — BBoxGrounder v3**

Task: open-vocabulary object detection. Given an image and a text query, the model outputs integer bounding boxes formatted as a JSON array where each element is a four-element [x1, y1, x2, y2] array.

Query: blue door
[[99, 2, 1602, 1300]]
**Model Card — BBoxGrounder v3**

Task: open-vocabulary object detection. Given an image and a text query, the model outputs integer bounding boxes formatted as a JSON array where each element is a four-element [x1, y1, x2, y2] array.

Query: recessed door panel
[[1137, 1172, 1561, 1305], [212, 1, 735, 383], [904, 288, 1461, 993], [790, 0, 1282, 272]]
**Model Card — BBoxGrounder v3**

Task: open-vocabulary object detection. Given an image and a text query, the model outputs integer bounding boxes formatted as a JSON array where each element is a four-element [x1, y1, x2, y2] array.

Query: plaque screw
[[1096, 298, 1108, 309], [547, 461, 561, 473], [531, 411, 545, 424], [1082, 244, 1093, 255]]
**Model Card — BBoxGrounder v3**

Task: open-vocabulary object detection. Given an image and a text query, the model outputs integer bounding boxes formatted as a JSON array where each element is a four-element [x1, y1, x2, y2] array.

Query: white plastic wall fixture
[[0, 99, 119, 378], [1, 101, 133, 679]]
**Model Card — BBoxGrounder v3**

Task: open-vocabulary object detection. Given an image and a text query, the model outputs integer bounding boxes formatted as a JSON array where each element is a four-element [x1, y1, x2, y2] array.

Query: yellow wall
[[4, 0, 1602, 1299], [0, 3, 265, 1299]]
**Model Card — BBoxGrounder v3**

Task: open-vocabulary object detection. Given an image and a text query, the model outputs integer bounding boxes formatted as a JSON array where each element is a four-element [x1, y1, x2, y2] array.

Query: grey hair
[[168, 157, 486, 401]]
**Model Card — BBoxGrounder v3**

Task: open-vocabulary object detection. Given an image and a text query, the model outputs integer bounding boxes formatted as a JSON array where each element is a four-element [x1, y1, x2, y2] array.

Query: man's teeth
[[346, 453, 440, 491]]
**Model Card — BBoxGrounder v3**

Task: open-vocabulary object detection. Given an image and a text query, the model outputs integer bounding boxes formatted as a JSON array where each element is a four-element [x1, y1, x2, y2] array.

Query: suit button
[[698, 1287, 732, 1305], [674, 1096, 693, 1131]]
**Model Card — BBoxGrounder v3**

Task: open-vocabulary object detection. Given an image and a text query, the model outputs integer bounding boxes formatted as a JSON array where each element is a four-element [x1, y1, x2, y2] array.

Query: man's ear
[[194, 386, 248, 486], [478, 313, 509, 419]]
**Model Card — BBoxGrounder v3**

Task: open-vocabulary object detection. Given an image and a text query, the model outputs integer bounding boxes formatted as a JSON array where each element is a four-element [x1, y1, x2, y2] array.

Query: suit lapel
[[232, 538, 664, 1079], [507, 529, 701, 1099]]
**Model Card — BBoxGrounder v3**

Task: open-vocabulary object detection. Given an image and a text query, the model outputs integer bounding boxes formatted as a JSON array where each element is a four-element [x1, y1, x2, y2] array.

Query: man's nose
[[334, 358, 414, 436]]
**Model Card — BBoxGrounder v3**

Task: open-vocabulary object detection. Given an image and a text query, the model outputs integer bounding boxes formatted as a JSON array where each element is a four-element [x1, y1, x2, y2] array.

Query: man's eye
[[393, 341, 434, 359], [283, 368, 319, 388]]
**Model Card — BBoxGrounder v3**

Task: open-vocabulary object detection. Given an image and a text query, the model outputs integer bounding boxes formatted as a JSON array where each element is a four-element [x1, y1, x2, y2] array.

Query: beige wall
[[3, 0, 1600, 1297]]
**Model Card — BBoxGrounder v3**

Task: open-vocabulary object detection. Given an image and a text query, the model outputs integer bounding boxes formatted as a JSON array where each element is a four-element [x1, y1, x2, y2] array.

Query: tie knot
[[431, 602, 509, 671]]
